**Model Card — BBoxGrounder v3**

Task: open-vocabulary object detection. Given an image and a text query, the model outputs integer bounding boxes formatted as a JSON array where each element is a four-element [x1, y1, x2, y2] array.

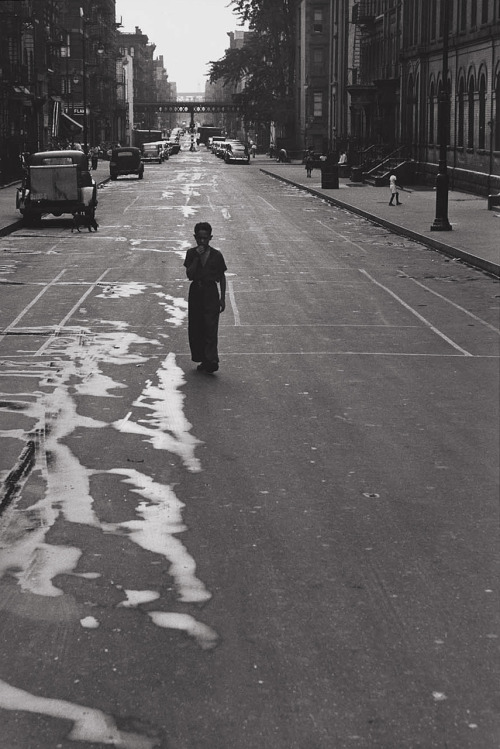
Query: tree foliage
[[209, 0, 297, 126]]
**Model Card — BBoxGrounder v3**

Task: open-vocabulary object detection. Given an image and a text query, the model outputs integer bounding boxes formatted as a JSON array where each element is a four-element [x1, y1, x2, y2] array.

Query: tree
[[209, 0, 297, 131]]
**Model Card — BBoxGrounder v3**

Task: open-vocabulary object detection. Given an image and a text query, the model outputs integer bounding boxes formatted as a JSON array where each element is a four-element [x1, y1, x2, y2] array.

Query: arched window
[[457, 77, 465, 147], [468, 76, 475, 148], [429, 81, 435, 143], [478, 73, 487, 149]]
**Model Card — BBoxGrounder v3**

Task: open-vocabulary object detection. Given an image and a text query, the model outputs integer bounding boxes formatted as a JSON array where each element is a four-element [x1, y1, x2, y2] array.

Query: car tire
[[138, 171, 144, 180]]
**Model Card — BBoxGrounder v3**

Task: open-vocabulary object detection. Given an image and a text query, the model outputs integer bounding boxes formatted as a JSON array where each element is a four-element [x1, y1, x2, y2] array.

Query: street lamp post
[[80, 7, 88, 155], [431, 0, 452, 231]]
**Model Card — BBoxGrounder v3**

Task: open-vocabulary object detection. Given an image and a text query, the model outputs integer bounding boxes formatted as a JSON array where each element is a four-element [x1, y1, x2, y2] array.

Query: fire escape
[[347, 1, 377, 149]]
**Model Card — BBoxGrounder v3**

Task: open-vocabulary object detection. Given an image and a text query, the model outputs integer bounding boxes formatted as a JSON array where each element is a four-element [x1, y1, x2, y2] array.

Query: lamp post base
[[430, 218, 452, 231]]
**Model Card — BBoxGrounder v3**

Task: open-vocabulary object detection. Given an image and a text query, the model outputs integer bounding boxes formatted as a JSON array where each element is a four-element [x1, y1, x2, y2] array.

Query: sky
[[115, 0, 245, 93]]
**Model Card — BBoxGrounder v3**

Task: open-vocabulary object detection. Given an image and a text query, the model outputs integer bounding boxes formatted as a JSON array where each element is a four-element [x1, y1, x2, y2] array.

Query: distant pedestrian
[[278, 148, 288, 163], [184, 222, 227, 374], [388, 174, 402, 205], [251, 143, 257, 158], [90, 146, 99, 170], [305, 150, 314, 178]]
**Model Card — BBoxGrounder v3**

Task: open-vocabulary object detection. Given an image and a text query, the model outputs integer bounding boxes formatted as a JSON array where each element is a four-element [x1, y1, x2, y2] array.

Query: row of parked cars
[[209, 137, 250, 165], [109, 140, 181, 180]]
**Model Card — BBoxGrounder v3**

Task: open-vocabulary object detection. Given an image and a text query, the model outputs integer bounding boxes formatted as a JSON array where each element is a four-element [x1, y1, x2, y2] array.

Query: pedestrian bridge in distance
[[134, 101, 241, 117]]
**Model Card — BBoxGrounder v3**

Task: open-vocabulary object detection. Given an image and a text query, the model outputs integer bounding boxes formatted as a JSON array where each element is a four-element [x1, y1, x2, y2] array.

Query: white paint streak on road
[[148, 612, 218, 650], [113, 352, 202, 472], [155, 292, 188, 327], [0, 679, 157, 748], [107, 469, 211, 604]]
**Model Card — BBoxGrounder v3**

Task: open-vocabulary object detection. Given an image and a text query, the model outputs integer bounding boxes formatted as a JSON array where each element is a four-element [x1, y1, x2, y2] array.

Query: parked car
[[165, 139, 181, 155], [141, 142, 163, 163], [16, 149, 97, 225], [224, 143, 250, 164], [109, 147, 144, 180]]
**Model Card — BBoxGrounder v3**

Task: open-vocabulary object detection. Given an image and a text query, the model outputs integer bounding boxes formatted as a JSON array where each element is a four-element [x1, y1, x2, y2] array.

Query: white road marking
[[35, 270, 111, 356], [359, 269, 473, 356], [404, 275, 500, 334], [258, 195, 280, 211], [0, 269, 66, 344], [228, 279, 241, 326]]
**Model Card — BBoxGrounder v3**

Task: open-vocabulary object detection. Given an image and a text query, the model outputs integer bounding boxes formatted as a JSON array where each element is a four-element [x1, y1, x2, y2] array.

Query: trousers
[[188, 281, 221, 365]]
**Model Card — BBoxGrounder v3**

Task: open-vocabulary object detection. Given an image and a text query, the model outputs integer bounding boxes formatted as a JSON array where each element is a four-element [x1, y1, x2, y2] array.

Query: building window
[[429, 82, 435, 143], [460, 0, 467, 29], [430, 0, 437, 39], [481, 0, 488, 23], [313, 9, 323, 33], [312, 47, 324, 70], [457, 77, 465, 146], [313, 91, 323, 117], [471, 0, 477, 26], [468, 77, 475, 148], [478, 74, 487, 148]]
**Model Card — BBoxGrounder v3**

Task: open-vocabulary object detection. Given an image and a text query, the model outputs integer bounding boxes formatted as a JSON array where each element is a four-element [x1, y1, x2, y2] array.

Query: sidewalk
[[259, 158, 500, 278], [0, 159, 111, 236]]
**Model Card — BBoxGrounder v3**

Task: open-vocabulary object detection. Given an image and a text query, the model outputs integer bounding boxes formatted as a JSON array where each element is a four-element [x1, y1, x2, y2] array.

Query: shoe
[[397, 202, 402, 205], [205, 362, 219, 373]]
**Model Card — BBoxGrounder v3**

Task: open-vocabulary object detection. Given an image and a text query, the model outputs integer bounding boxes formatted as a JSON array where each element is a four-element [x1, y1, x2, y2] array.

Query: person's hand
[[220, 299, 226, 312]]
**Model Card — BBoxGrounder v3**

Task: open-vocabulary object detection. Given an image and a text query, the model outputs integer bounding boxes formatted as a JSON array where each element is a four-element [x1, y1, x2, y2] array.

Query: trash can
[[350, 167, 363, 182], [321, 153, 339, 189]]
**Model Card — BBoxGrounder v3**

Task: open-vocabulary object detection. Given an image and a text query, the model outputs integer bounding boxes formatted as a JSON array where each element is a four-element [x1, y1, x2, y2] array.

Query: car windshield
[[40, 157, 75, 166], [117, 151, 135, 158]]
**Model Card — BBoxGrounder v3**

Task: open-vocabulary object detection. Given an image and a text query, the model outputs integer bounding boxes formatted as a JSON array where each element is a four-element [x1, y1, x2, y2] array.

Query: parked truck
[[197, 126, 224, 147], [16, 150, 97, 225], [132, 129, 163, 150]]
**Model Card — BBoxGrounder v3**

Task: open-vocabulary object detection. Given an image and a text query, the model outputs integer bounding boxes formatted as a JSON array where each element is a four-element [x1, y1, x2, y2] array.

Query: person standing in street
[[305, 149, 314, 178], [389, 173, 402, 205], [184, 222, 227, 373]]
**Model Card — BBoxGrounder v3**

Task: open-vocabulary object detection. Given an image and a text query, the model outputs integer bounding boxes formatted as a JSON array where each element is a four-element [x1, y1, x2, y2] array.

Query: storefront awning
[[61, 112, 83, 130]]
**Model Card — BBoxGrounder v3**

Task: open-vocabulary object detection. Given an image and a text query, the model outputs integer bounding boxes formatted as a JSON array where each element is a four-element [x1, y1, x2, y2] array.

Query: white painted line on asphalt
[[228, 279, 241, 326], [0, 269, 67, 345], [316, 219, 367, 253], [34, 269, 111, 356], [404, 275, 500, 335], [176, 350, 498, 358], [258, 196, 280, 211], [359, 269, 473, 357], [123, 195, 139, 213]]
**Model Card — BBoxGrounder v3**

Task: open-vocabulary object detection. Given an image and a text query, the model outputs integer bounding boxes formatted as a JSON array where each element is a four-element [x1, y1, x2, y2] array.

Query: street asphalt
[[1, 154, 498, 277]]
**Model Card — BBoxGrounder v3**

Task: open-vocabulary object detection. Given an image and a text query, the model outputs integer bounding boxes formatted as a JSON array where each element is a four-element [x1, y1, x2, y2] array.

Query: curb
[[260, 168, 500, 279]]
